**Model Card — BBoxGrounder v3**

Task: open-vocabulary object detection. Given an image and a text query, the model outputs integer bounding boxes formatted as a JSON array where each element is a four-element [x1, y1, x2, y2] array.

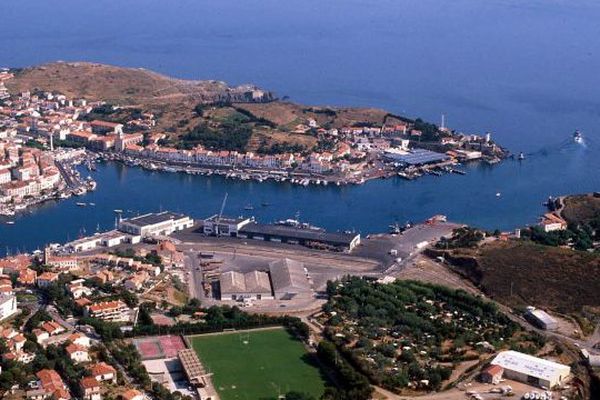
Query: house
[[65, 343, 90, 363], [67, 279, 92, 299], [36, 369, 71, 400], [37, 272, 59, 288], [88, 362, 117, 383], [85, 300, 130, 322], [121, 389, 144, 400], [67, 332, 91, 347], [33, 328, 50, 345], [80, 377, 101, 400], [480, 364, 504, 384], [539, 212, 568, 232], [41, 320, 65, 336]]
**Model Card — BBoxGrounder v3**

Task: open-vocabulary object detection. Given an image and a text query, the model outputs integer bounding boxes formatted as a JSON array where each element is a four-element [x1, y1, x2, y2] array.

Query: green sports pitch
[[188, 327, 327, 400]]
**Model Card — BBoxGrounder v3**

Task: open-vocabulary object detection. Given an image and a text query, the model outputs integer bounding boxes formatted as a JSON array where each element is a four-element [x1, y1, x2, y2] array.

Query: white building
[[0, 294, 18, 321], [119, 212, 193, 237], [202, 215, 252, 236], [525, 308, 558, 330], [491, 350, 570, 389]]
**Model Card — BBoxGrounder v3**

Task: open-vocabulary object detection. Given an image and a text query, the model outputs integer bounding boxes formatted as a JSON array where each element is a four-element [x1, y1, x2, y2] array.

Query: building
[[118, 211, 193, 237], [219, 270, 273, 301], [0, 294, 17, 321], [202, 215, 252, 236], [525, 308, 558, 331], [491, 350, 570, 389], [237, 222, 361, 251], [84, 300, 130, 322], [88, 362, 117, 383], [65, 343, 90, 363], [121, 389, 144, 400], [80, 377, 102, 400], [37, 272, 59, 288], [178, 348, 207, 387], [269, 258, 312, 300], [539, 213, 567, 232], [480, 364, 504, 384], [36, 369, 71, 400], [383, 148, 450, 166]]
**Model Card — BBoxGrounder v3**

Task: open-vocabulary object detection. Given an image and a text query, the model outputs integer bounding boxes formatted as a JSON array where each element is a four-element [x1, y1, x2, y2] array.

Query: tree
[[285, 391, 315, 400]]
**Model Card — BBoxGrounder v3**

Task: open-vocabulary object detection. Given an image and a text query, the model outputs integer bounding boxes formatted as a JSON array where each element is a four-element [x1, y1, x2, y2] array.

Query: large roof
[[240, 222, 358, 246], [269, 258, 311, 296], [491, 351, 570, 382], [220, 270, 271, 295], [123, 211, 186, 228], [384, 148, 449, 165]]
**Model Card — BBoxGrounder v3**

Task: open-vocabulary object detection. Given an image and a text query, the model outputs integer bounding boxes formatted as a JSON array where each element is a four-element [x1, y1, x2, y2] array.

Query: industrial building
[[202, 215, 252, 236], [238, 222, 360, 251], [525, 308, 558, 330], [202, 216, 360, 251], [219, 270, 273, 300], [269, 258, 312, 300], [491, 350, 570, 389], [383, 148, 450, 166], [119, 211, 193, 237]]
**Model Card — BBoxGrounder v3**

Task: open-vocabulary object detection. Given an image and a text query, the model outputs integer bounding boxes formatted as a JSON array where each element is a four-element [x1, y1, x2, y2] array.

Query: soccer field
[[188, 327, 327, 400]]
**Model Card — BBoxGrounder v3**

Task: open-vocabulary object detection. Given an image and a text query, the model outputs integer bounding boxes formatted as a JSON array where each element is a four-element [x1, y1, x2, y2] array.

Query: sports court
[[133, 335, 187, 360]]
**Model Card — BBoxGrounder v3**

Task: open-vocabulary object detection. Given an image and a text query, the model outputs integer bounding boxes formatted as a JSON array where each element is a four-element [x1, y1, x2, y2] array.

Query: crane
[[215, 192, 228, 236]]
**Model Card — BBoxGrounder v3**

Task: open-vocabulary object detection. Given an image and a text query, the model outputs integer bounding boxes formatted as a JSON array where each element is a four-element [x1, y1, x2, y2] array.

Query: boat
[[15, 204, 27, 210], [573, 130, 583, 143], [261, 202, 271, 207], [76, 202, 87, 207], [244, 205, 254, 210], [496, 192, 501, 197], [5, 221, 15, 225], [88, 202, 96, 206], [518, 152, 525, 160]]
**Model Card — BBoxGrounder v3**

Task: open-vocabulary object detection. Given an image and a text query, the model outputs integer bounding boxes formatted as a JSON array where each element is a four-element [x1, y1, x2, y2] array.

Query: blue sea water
[[0, 0, 599, 253]]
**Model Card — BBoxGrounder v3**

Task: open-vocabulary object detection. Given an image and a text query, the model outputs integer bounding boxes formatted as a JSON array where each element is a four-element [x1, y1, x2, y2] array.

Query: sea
[[0, 0, 599, 254]]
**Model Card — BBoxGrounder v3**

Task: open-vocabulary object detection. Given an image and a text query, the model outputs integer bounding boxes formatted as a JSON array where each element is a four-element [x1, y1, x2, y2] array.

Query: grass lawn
[[188, 327, 327, 400]]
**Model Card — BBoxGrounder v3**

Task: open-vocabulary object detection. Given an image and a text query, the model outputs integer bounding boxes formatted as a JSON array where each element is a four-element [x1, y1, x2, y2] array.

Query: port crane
[[214, 192, 228, 236]]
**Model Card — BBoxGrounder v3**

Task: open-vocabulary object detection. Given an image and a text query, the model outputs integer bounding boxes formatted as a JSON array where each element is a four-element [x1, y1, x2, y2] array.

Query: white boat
[[76, 202, 87, 207], [573, 130, 583, 143], [496, 192, 501, 197], [5, 221, 15, 225]]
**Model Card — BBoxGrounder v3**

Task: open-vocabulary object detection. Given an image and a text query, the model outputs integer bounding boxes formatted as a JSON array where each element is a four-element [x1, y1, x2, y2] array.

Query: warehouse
[[384, 148, 449, 166], [525, 308, 558, 330], [202, 215, 252, 237], [219, 270, 273, 300], [269, 258, 312, 300], [119, 212, 194, 237], [491, 350, 570, 389], [238, 222, 361, 251]]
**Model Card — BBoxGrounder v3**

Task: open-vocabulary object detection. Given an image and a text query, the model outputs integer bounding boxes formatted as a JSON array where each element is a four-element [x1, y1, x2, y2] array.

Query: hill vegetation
[[432, 240, 600, 315], [6, 61, 425, 153]]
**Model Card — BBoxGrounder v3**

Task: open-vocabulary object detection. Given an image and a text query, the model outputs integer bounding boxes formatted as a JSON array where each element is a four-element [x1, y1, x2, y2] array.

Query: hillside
[[5, 62, 416, 152], [6, 61, 272, 105], [561, 193, 600, 226], [432, 240, 600, 315]]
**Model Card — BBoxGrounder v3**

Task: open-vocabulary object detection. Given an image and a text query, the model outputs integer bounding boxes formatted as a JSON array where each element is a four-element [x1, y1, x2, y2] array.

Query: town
[[0, 66, 508, 197], [0, 199, 597, 400]]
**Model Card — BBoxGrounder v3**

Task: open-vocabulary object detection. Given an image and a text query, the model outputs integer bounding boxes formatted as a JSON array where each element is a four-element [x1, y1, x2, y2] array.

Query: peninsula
[[0, 62, 508, 197]]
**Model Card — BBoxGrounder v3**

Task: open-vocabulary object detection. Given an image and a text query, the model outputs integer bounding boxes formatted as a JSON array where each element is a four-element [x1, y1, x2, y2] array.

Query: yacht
[[518, 152, 525, 160], [573, 130, 583, 143]]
